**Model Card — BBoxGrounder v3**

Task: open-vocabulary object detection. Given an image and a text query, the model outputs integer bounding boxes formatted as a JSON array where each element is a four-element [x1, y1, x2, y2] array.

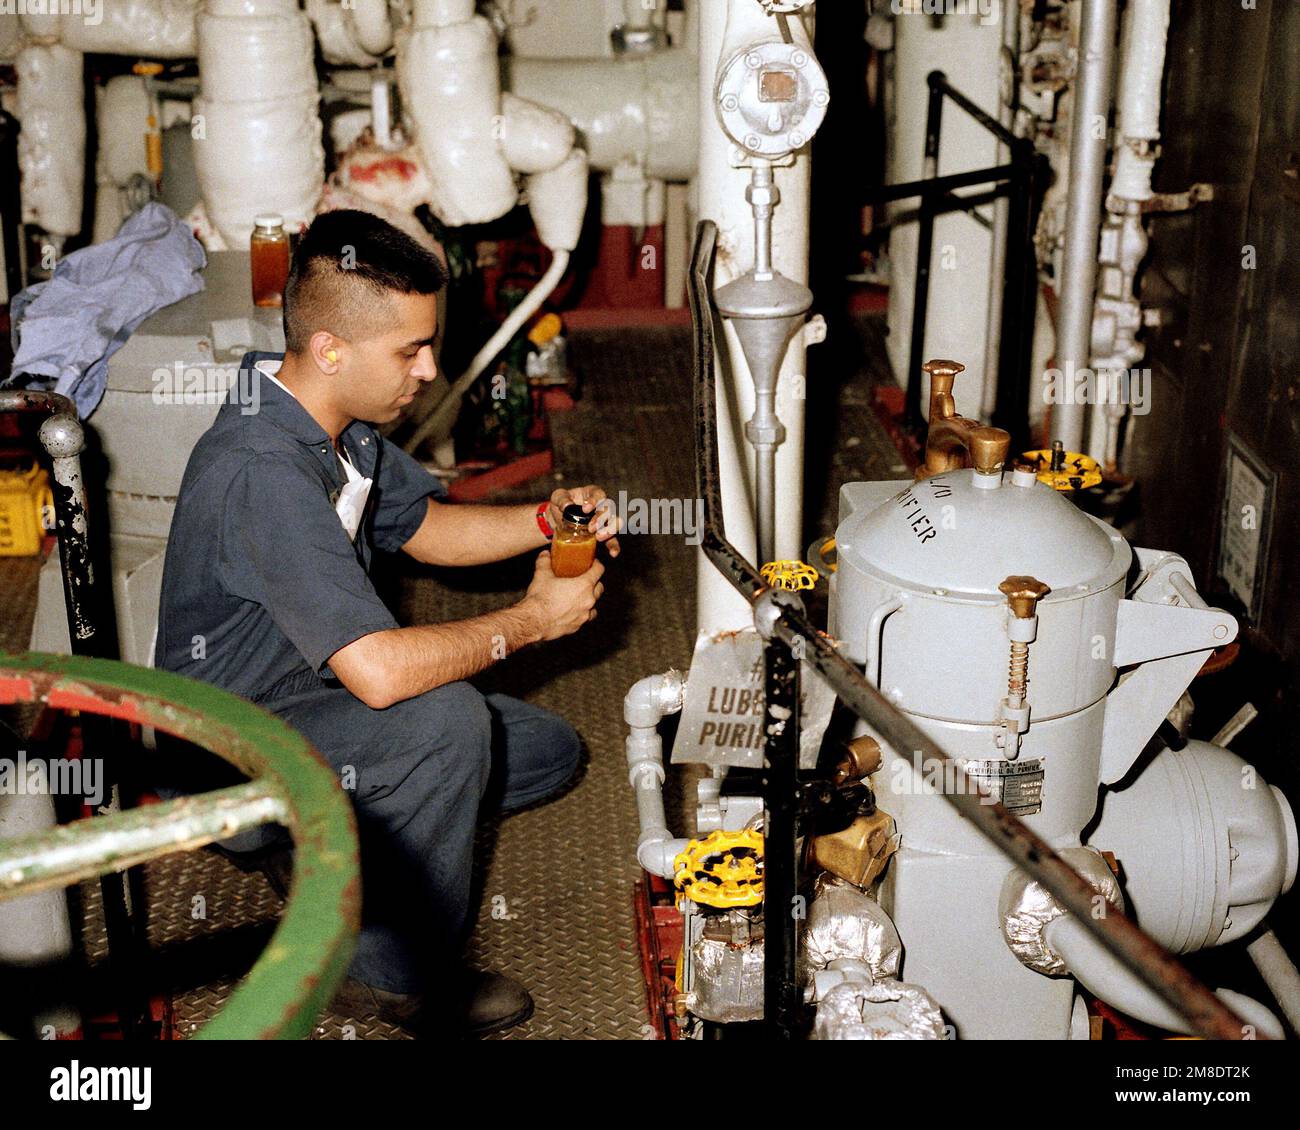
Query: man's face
[[338, 291, 440, 424]]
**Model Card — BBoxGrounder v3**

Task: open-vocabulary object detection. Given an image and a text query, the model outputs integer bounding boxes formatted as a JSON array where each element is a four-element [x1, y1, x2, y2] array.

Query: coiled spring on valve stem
[[1007, 642, 1029, 702]]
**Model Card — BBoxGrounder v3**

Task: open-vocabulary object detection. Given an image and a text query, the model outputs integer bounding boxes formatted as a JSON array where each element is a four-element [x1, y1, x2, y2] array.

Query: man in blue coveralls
[[156, 210, 615, 1035]]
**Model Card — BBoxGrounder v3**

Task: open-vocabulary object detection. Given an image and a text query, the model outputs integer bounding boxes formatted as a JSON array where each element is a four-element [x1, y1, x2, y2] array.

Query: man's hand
[[547, 485, 622, 559], [519, 549, 605, 642]]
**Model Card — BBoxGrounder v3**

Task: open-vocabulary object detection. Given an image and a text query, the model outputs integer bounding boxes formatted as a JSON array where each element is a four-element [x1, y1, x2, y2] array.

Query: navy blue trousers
[[249, 675, 580, 994]]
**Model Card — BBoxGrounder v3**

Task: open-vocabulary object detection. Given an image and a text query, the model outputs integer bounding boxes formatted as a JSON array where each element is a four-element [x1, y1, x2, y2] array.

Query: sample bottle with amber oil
[[550, 503, 599, 578], [250, 214, 290, 307]]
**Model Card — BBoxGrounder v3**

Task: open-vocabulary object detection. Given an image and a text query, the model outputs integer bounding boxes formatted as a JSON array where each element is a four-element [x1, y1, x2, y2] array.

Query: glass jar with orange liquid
[[250, 214, 290, 308], [550, 503, 599, 577]]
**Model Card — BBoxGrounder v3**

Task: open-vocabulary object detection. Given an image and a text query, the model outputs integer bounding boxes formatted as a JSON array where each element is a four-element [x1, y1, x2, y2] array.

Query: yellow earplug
[[326, 350, 338, 362]]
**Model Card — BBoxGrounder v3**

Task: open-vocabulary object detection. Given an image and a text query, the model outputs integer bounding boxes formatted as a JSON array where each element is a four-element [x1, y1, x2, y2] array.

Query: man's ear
[[309, 331, 345, 373]]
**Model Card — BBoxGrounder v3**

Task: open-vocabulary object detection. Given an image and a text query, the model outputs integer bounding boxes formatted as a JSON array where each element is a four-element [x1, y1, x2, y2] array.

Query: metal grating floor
[[1, 314, 902, 1039]]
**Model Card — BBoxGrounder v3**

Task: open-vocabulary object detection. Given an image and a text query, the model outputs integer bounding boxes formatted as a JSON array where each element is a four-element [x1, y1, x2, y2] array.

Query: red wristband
[[535, 501, 554, 540]]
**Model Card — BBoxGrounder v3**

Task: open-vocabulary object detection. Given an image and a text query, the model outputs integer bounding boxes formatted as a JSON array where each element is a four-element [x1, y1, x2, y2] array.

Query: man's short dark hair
[[282, 210, 448, 352]]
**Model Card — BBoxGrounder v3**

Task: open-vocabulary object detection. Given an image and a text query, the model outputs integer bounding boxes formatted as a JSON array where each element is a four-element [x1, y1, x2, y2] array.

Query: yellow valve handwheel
[[760, 559, 820, 591], [673, 829, 764, 909], [1021, 448, 1103, 491]]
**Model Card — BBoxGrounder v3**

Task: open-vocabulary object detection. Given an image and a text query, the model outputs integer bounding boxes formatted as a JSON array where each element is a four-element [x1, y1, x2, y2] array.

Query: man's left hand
[[547, 485, 621, 559]]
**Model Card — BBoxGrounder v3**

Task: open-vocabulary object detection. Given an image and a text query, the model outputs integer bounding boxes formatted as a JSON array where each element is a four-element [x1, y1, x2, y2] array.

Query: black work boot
[[329, 971, 534, 1036], [460, 971, 534, 1036], [329, 977, 424, 1030]]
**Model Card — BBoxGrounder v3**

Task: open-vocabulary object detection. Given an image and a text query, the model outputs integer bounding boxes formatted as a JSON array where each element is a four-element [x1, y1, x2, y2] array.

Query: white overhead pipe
[[498, 92, 579, 174], [397, 0, 523, 226], [55, 0, 199, 57], [307, 0, 384, 66], [344, 0, 393, 57], [1053, 0, 1117, 454], [508, 44, 698, 182], [396, 0, 591, 455]]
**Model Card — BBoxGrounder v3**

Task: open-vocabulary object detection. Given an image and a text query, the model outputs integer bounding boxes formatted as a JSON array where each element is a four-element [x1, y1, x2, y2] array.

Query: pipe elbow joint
[[637, 834, 689, 880], [999, 846, 1124, 976], [624, 669, 685, 729]]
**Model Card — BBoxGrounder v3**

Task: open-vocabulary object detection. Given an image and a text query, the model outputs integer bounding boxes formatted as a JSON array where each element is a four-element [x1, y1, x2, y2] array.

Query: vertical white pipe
[[885, 15, 1001, 415], [695, 0, 811, 633], [981, 0, 1020, 420], [1085, 0, 1170, 468], [1053, 0, 1117, 453], [1115, 0, 1170, 145], [16, 44, 85, 238], [371, 75, 392, 150]]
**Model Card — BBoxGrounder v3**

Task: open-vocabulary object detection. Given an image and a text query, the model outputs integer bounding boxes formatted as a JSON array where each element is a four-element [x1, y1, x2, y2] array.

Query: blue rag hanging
[[6, 202, 206, 418]]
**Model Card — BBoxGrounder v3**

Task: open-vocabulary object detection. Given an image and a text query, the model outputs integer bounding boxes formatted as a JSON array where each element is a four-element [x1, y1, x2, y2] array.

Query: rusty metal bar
[[0, 653, 360, 1040], [0, 391, 103, 657], [0, 781, 289, 899], [688, 218, 1254, 1041]]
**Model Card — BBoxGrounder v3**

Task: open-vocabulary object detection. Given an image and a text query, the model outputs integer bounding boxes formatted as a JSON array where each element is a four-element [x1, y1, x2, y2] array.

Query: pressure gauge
[[714, 40, 830, 159]]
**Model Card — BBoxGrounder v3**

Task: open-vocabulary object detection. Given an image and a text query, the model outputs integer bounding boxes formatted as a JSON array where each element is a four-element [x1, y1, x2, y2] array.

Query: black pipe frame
[[861, 71, 1049, 445]]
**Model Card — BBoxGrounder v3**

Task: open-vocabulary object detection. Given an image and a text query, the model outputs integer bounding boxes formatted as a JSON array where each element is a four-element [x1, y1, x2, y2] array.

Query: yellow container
[[0, 463, 54, 556]]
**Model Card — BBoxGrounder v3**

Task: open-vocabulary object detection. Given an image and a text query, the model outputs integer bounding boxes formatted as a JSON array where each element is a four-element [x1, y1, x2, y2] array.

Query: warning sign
[[672, 628, 839, 770]]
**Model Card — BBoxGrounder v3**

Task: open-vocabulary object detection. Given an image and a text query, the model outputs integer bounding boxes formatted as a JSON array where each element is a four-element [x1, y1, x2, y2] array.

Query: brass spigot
[[833, 734, 883, 786], [917, 359, 1012, 480], [925, 358, 963, 417]]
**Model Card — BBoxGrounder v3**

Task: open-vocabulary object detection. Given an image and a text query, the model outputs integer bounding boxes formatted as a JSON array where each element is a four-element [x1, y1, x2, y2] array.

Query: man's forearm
[[332, 601, 541, 708], [402, 499, 546, 566]]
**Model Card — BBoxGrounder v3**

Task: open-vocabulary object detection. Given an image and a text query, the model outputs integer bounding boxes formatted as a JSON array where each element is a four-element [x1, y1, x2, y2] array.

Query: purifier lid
[[835, 468, 1129, 598]]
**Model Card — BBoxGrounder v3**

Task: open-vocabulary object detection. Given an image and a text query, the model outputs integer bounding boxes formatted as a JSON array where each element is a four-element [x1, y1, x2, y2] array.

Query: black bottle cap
[[562, 503, 594, 526]]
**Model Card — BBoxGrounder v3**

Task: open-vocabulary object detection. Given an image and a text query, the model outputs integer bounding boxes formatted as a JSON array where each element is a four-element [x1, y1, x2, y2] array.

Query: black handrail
[[861, 72, 1049, 444]]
